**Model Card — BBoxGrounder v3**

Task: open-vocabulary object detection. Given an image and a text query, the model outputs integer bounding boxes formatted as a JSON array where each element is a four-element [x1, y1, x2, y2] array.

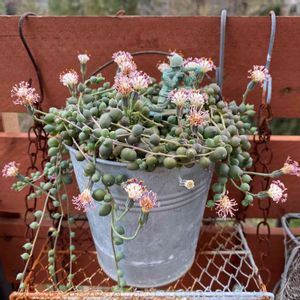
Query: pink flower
[[188, 107, 209, 126], [113, 74, 134, 96], [168, 89, 190, 108], [72, 189, 94, 212], [198, 58, 215, 73], [215, 192, 238, 219], [2, 161, 20, 177], [281, 156, 300, 176], [129, 71, 151, 91], [11, 81, 40, 106], [122, 178, 146, 201], [267, 180, 288, 203], [59, 70, 79, 88], [184, 57, 215, 73], [157, 62, 170, 72], [112, 51, 137, 75], [248, 65, 270, 86], [189, 90, 208, 107], [138, 190, 159, 213], [184, 57, 201, 69]]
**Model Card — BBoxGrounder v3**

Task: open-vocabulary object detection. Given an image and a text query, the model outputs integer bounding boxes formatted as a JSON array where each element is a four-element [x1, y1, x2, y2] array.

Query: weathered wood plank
[[2, 113, 20, 133], [0, 16, 300, 116]]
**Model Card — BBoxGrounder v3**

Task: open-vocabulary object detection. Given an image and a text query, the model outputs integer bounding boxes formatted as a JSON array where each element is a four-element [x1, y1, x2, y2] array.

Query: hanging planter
[[3, 10, 300, 293], [68, 145, 213, 287], [64, 50, 219, 287]]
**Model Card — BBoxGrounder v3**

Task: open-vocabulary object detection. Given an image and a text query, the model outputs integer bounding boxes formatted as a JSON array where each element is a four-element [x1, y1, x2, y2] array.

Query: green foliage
[[0, 0, 5, 14], [84, 0, 138, 15], [270, 118, 300, 135], [9, 0, 46, 15], [257, 1, 281, 16], [47, 0, 138, 15], [48, 0, 84, 15]]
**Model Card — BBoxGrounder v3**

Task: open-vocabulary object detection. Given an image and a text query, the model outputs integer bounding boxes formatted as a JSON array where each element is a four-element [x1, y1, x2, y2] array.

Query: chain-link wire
[[252, 101, 273, 286], [236, 11, 276, 286], [252, 11, 276, 287], [18, 12, 49, 253], [279, 213, 300, 300]]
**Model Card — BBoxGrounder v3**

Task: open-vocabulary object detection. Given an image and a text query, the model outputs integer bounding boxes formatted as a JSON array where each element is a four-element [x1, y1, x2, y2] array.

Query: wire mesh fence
[[10, 220, 274, 299], [278, 213, 300, 300]]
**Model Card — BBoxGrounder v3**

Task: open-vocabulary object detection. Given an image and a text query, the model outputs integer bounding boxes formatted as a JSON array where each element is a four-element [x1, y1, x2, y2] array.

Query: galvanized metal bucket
[[68, 145, 213, 288]]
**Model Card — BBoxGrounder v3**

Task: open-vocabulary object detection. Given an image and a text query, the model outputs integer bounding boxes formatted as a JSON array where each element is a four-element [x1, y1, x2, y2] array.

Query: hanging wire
[[265, 11, 276, 72], [18, 12, 44, 104]]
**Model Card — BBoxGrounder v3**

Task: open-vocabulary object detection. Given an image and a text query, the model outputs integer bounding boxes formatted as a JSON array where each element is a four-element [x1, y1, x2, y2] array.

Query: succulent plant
[[3, 51, 300, 290]]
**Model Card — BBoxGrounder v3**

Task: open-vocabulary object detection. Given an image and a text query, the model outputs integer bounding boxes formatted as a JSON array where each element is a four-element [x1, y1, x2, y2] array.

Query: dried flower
[[11, 81, 40, 106], [184, 57, 215, 73], [2, 161, 20, 177], [59, 70, 79, 88], [188, 107, 209, 126], [280, 156, 300, 176], [78, 54, 90, 64], [138, 190, 159, 213], [72, 189, 94, 212], [113, 74, 134, 96], [189, 91, 208, 107], [248, 65, 270, 86], [215, 192, 238, 219], [178, 177, 195, 190], [129, 71, 151, 91], [122, 178, 146, 200], [267, 180, 288, 203], [157, 62, 170, 72], [168, 89, 190, 108]]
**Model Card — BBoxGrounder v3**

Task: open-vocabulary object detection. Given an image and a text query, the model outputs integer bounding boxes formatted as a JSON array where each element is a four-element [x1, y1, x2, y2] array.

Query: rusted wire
[[252, 101, 273, 286], [18, 13, 49, 280], [252, 11, 276, 287], [11, 221, 272, 299], [236, 11, 276, 286]]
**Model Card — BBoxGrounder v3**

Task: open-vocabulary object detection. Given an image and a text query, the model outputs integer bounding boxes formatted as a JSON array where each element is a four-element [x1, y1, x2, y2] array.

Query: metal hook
[[18, 12, 44, 105], [265, 11, 276, 71], [216, 9, 227, 93]]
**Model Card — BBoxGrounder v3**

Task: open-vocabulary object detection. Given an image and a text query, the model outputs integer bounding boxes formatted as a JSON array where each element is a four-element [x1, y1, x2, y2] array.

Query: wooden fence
[[1, 15, 300, 291]]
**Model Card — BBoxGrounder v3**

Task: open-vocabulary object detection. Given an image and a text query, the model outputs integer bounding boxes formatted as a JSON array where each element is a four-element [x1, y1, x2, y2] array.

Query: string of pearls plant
[[3, 51, 300, 291]]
